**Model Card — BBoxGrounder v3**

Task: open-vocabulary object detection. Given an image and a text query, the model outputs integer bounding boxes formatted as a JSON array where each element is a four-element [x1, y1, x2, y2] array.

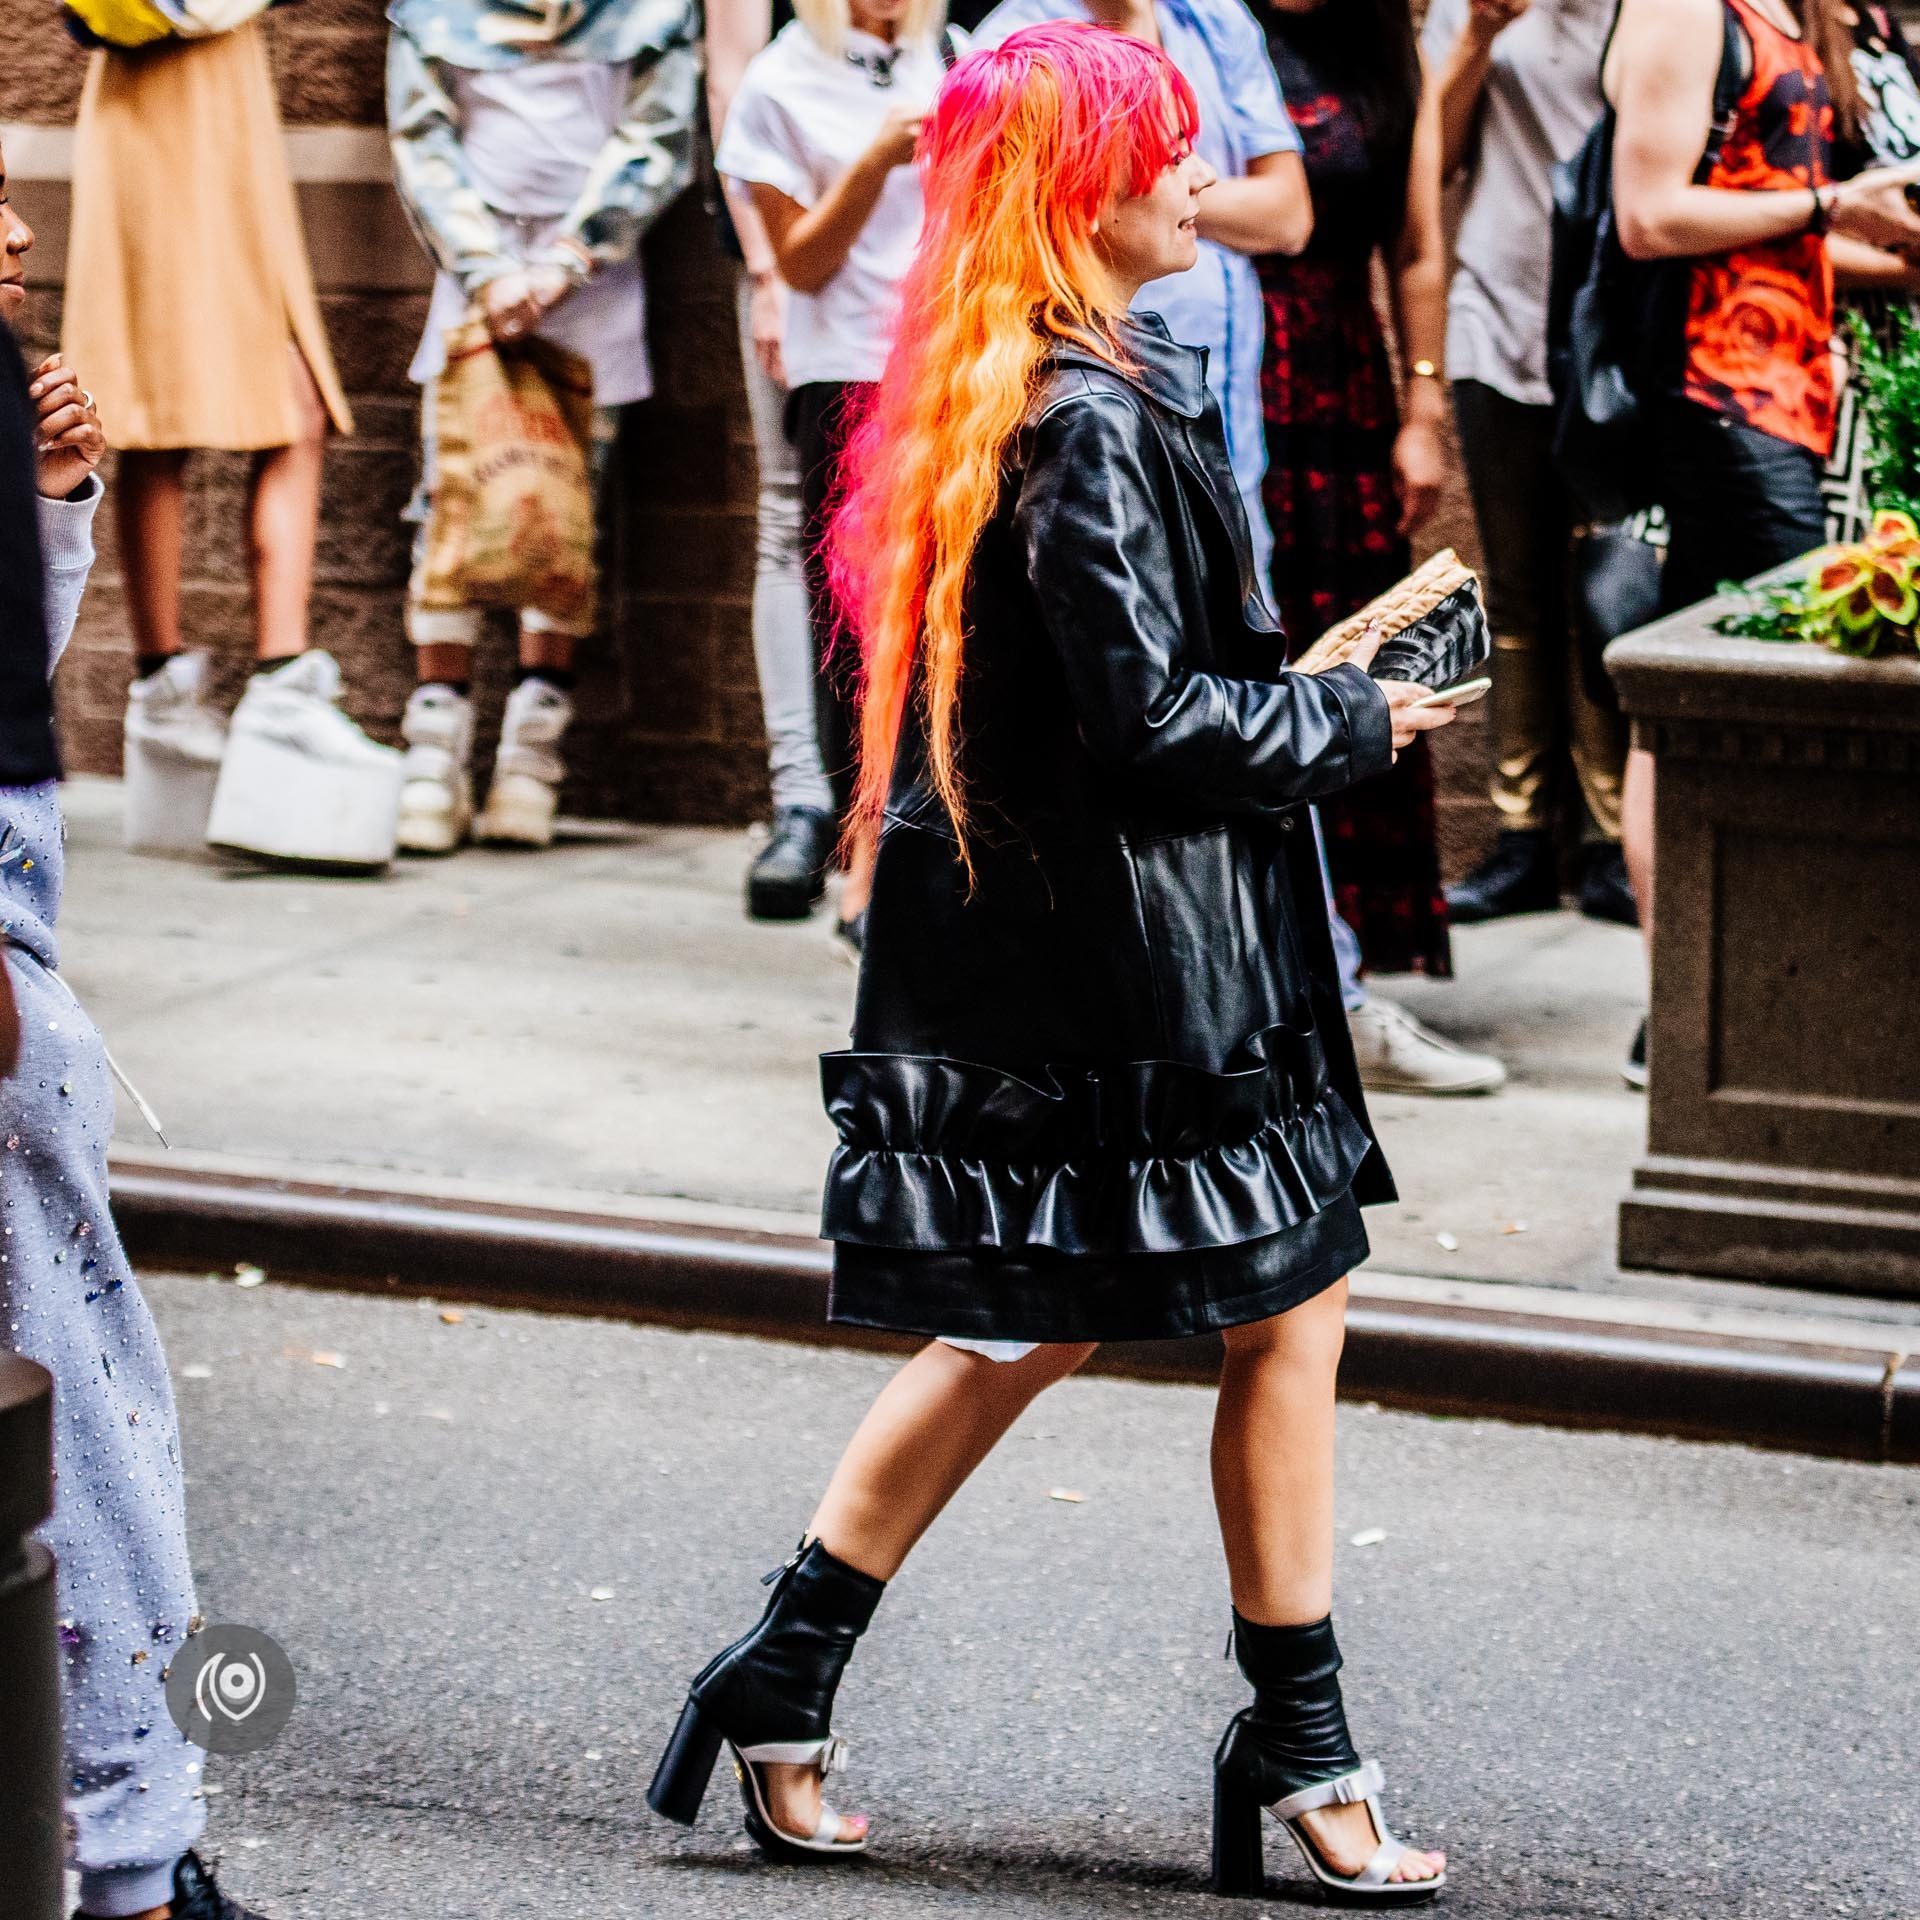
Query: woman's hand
[[1380, 680, 1457, 757], [870, 105, 926, 171], [1464, 0, 1529, 44], [1391, 419, 1444, 536], [747, 267, 788, 384], [29, 354, 104, 500], [481, 267, 575, 345], [1829, 163, 1920, 254]]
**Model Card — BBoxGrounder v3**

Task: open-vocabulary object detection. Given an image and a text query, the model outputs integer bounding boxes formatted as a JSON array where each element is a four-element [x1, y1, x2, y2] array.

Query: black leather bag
[[1546, 3, 1749, 521], [1366, 578, 1492, 691]]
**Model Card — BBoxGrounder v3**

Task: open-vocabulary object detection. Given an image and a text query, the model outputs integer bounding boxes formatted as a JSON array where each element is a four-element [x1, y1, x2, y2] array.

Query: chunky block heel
[[647, 1540, 887, 1860], [1210, 1766, 1266, 1897], [648, 1694, 723, 1825], [1212, 1615, 1446, 1903]]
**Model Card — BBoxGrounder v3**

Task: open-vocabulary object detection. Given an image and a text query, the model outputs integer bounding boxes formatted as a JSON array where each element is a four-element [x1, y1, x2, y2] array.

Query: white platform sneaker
[[204, 651, 403, 871], [396, 684, 475, 855], [475, 677, 573, 848], [1348, 996, 1506, 1096], [123, 652, 227, 855]]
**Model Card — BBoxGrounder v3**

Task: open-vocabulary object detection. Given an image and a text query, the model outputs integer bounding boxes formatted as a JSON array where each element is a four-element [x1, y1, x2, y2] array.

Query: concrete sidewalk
[[56, 775, 1920, 1351]]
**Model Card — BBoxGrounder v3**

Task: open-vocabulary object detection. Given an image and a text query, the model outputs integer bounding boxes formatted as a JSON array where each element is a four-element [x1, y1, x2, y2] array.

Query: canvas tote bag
[[416, 319, 598, 632]]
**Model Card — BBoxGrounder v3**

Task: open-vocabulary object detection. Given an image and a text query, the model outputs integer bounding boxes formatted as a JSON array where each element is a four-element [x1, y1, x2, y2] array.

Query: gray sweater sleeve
[[36, 473, 100, 672]]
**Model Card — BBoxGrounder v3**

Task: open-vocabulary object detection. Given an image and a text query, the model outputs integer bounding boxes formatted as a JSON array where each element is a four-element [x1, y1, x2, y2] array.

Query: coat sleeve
[[1014, 390, 1394, 808], [535, 16, 700, 285], [386, 30, 517, 297]]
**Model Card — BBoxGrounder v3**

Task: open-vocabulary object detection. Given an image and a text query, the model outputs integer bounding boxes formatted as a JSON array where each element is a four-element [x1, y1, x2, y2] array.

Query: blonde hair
[[793, 0, 947, 57]]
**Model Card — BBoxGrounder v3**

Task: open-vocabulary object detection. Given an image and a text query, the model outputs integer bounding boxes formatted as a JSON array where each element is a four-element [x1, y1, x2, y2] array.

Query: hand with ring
[[28, 352, 105, 500], [482, 266, 576, 347]]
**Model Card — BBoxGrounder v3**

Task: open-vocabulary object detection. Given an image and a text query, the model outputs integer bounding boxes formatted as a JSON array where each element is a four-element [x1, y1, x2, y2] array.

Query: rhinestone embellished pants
[[2, 783, 205, 1917]]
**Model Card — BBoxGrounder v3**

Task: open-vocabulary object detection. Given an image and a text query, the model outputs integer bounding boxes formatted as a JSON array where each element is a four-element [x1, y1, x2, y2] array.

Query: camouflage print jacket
[[385, 0, 700, 297]]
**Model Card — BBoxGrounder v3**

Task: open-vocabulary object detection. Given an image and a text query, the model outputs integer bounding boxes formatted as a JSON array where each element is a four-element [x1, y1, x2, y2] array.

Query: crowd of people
[[37, 0, 1920, 1093], [7, 0, 1920, 1910]]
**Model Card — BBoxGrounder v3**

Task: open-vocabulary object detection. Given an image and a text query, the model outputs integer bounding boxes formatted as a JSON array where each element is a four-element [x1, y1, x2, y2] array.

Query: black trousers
[[790, 378, 876, 819], [1654, 397, 1827, 615]]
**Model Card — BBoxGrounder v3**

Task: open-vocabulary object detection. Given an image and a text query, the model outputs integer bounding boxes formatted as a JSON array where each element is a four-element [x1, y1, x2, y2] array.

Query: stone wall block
[[620, 499, 755, 603], [0, 27, 88, 123], [607, 597, 717, 740], [268, 20, 385, 125], [315, 443, 415, 589], [321, 294, 433, 396], [618, 400, 735, 509]]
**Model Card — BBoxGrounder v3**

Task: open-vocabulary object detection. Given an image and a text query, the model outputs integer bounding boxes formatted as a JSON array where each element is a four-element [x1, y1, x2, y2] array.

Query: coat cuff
[[36, 472, 101, 572], [1316, 663, 1395, 787]]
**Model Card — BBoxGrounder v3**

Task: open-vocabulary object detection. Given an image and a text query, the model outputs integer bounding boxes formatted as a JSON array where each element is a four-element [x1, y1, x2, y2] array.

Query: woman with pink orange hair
[[648, 23, 1452, 1901]]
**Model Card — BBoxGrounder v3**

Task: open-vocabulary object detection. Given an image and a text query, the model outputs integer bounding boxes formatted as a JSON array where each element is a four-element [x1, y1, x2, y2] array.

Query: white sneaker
[[475, 677, 573, 848], [1347, 996, 1506, 1096], [124, 652, 228, 854], [204, 651, 403, 870], [397, 684, 475, 856]]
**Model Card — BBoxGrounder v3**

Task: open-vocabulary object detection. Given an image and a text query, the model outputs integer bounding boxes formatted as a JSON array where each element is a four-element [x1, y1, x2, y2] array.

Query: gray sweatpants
[[2, 478, 207, 1917], [3, 784, 206, 1916]]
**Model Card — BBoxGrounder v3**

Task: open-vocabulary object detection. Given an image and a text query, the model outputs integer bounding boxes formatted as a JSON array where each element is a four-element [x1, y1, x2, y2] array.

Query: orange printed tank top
[[1683, 0, 1836, 455]]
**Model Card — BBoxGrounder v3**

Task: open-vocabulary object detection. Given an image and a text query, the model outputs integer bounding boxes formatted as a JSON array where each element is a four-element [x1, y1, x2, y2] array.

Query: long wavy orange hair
[[827, 23, 1200, 873]]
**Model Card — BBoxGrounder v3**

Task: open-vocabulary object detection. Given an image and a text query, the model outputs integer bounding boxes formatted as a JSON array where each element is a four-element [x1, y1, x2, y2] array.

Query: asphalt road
[[135, 1269, 1918, 1920]]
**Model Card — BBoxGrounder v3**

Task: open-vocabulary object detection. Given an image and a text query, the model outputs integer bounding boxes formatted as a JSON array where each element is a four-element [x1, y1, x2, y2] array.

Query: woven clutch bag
[[1292, 548, 1491, 691]]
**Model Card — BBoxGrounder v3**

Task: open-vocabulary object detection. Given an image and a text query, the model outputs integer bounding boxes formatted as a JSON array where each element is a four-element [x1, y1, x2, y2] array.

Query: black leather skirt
[[827, 1188, 1367, 1344]]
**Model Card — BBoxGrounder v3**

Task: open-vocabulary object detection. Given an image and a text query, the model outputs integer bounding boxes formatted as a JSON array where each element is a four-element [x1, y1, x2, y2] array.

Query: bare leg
[[837, 812, 878, 925], [1622, 742, 1655, 950], [518, 628, 577, 675], [116, 451, 190, 658], [1210, 1286, 1443, 1885], [765, 1337, 1096, 1838], [247, 348, 330, 664], [415, 642, 474, 687]]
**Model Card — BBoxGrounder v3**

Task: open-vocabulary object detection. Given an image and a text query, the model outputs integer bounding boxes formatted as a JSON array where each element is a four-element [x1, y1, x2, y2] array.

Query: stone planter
[[1607, 594, 1920, 1296]]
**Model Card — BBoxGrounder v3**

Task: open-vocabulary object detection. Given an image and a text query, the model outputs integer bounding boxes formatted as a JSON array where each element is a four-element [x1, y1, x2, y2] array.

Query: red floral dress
[[1256, 19, 1449, 979]]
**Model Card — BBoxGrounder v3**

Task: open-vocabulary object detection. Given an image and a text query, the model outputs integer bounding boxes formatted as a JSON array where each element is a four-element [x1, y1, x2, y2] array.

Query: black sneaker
[[78, 1849, 270, 1920], [746, 806, 835, 921], [1578, 842, 1639, 927], [1622, 1018, 1648, 1091], [1444, 828, 1560, 923]]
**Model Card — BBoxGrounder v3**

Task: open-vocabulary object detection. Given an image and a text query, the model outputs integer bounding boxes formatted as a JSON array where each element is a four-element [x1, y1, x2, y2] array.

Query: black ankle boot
[[1444, 826, 1559, 923], [1577, 841, 1639, 927], [648, 1538, 885, 1861], [746, 807, 836, 920], [1211, 1613, 1442, 1903]]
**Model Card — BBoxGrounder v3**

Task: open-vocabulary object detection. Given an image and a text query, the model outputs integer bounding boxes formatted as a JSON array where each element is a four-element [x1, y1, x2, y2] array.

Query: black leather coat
[[821, 315, 1397, 1339]]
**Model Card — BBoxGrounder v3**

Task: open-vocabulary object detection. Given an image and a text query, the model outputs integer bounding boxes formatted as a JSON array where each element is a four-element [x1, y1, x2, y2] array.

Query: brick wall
[[1, 0, 1503, 872]]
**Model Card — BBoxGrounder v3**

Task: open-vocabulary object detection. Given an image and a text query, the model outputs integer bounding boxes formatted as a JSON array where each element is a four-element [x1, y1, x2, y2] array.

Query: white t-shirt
[[716, 20, 957, 387], [407, 60, 653, 407], [1419, 0, 1611, 408]]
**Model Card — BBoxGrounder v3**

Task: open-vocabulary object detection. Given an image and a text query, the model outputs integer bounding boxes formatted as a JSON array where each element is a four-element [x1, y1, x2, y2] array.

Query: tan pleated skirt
[[63, 23, 354, 451]]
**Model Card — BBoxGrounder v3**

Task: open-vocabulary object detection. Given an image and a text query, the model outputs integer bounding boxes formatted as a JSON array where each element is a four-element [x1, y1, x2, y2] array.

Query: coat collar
[[1049, 312, 1210, 421]]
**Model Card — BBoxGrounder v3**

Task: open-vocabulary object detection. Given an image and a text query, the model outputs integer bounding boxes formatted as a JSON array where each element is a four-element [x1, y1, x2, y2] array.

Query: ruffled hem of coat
[[818, 1020, 1375, 1256]]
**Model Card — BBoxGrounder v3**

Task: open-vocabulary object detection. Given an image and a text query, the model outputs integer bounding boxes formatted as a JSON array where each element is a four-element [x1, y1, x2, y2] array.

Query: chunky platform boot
[[1211, 1612, 1444, 1903], [648, 1538, 885, 1862], [746, 805, 835, 920]]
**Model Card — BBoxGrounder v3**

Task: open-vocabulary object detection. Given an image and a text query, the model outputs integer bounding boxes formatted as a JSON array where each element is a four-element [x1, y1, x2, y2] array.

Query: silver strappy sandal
[[729, 1733, 869, 1861], [1267, 1760, 1443, 1900], [1213, 1746, 1444, 1902]]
